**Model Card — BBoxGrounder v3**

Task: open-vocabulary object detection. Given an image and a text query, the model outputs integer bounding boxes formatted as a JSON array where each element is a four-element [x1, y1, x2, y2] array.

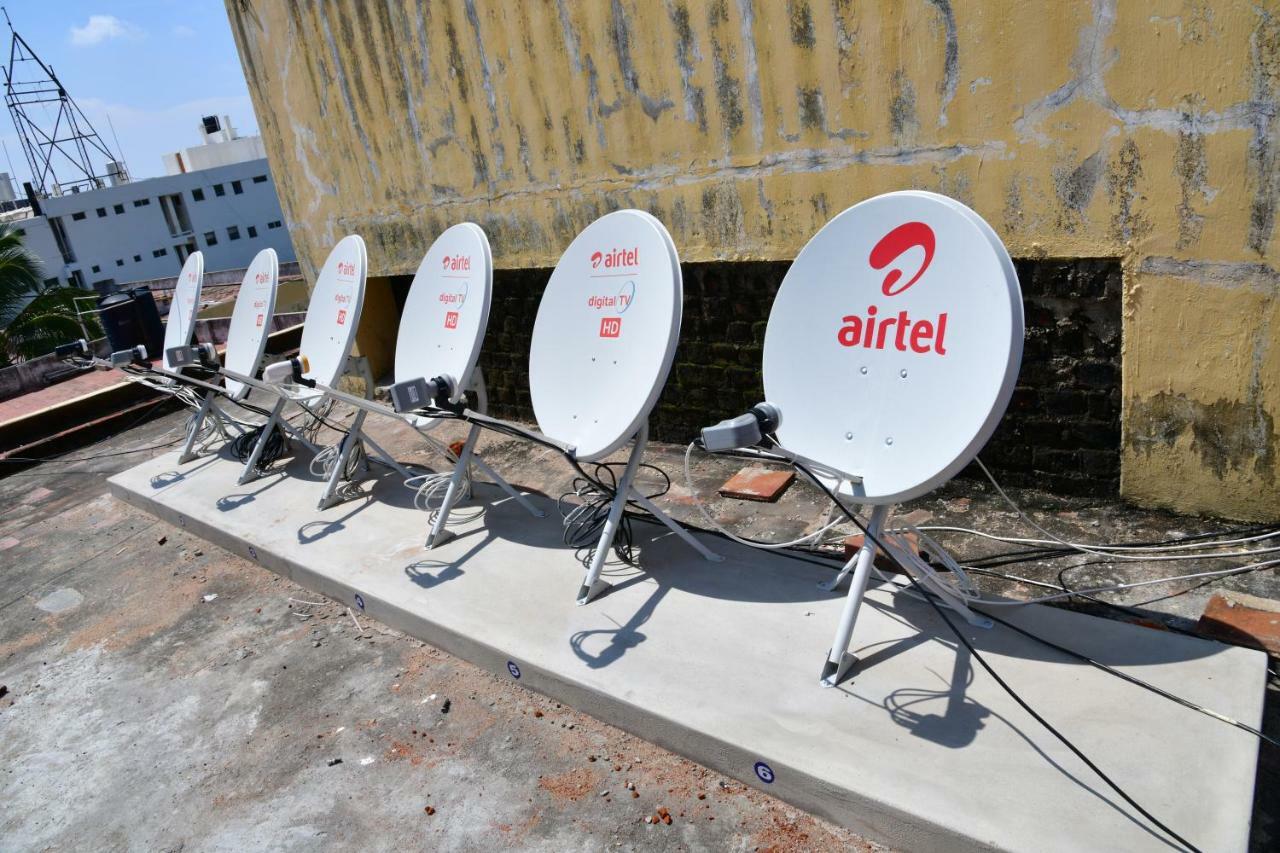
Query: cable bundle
[[230, 423, 287, 471], [558, 462, 671, 565]]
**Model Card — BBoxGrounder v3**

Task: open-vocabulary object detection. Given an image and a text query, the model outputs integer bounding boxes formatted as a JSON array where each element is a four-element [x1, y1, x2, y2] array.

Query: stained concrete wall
[[225, 0, 1280, 520]]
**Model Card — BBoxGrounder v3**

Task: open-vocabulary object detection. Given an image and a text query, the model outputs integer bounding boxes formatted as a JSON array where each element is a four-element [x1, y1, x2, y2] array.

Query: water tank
[[106, 160, 128, 186], [98, 287, 164, 358]]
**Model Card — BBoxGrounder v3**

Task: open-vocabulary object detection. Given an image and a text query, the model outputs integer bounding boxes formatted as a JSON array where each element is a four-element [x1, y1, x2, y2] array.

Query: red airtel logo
[[590, 247, 638, 270], [837, 221, 948, 355], [871, 221, 935, 296]]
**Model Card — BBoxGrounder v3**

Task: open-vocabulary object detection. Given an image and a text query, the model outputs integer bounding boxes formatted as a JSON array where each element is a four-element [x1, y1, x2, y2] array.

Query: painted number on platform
[[354, 593, 365, 611], [599, 317, 621, 338], [754, 761, 775, 784], [507, 661, 521, 680]]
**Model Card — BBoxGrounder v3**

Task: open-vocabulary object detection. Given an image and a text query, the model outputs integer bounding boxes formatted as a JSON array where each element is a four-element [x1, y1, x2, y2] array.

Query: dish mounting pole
[[576, 422, 724, 605]]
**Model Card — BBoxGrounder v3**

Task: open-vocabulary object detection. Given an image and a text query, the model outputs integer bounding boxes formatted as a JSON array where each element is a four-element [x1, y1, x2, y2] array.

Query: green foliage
[[0, 222, 101, 367], [2, 288, 103, 367]]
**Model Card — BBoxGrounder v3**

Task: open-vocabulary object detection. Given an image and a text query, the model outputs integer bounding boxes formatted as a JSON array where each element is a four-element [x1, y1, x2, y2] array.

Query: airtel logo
[[590, 247, 639, 270], [870, 221, 934, 296], [837, 221, 947, 355], [442, 254, 471, 272]]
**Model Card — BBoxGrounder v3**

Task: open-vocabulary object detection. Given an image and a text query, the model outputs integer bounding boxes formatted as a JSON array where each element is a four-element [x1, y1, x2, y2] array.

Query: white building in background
[[6, 116, 295, 292]]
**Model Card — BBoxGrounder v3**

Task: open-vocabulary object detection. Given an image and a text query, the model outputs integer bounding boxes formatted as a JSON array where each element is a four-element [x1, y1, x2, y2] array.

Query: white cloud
[[69, 15, 143, 47], [172, 25, 196, 39]]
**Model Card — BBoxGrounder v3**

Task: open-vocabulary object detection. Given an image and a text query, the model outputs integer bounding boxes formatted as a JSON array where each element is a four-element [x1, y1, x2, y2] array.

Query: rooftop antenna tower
[[1, 7, 129, 196]]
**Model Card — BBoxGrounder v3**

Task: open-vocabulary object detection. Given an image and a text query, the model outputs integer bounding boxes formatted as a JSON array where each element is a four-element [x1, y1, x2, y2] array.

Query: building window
[[71, 211, 86, 221], [116, 259, 124, 267], [227, 226, 241, 241], [204, 231, 217, 246], [96, 207, 107, 218], [252, 174, 268, 184], [48, 216, 75, 263], [153, 248, 167, 258], [213, 183, 225, 197], [70, 270, 85, 288], [247, 225, 258, 238], [159, 193, 193, 237], [114, 203, 125, 214], [133, 198, 150, 207], [43, 277, 58, 288], [231, 180, 243, 195], [267, 220, 282, 229], [133, 254, 142, 262], [91, 264, 100, 273], [191, 187, 205, 202]]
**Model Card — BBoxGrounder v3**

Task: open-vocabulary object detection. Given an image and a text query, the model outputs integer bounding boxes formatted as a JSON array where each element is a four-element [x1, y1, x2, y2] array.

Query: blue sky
[[0, 1, 257, 184]]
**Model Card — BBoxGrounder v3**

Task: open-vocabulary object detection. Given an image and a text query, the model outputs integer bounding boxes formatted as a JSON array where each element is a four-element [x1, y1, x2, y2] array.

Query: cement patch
[[109, 449, 1267, 852], [35, 588, 84, 614]]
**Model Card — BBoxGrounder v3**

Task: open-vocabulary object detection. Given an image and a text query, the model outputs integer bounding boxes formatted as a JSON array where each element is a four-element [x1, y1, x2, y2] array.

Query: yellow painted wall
[[226, 0, 1280, 520]]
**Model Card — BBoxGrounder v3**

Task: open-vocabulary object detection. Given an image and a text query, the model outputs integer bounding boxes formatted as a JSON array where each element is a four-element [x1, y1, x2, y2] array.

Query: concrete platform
[[109, 447, 1266, 852]]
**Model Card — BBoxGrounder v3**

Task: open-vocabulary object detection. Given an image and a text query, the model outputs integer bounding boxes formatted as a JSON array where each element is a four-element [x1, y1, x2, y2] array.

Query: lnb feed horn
[[165, 343, 217, 369], [109, 345, 148, 366], [263, 354, 311, 386], [55, 338, 90, 359], [700, 402, 782, 452], [390, 374, 457, 414]]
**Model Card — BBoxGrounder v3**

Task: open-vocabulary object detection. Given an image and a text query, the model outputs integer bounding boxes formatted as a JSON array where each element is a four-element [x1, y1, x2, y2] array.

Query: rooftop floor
[[1, 394, 1277, 850]]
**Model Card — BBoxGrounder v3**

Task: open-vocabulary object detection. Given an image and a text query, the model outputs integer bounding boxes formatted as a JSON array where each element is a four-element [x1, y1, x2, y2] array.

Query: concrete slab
[[109, 449, 1267, 853]]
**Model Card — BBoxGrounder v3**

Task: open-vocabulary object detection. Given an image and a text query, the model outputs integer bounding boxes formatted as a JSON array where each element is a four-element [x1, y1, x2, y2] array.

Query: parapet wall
[[227, 1, 1280, 519]]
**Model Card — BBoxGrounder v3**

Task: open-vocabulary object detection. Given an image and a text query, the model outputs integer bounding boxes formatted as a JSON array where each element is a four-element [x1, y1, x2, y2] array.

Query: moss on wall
[[226, 0, 1280, 519]]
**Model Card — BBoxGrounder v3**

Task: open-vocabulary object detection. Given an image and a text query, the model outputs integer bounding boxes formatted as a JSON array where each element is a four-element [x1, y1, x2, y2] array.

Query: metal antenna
[[2, 11, 129, 197]]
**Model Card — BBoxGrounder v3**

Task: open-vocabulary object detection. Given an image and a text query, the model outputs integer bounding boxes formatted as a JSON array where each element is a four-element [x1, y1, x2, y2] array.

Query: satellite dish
[[222, 249, 279, 400], [762, 190, 1023, 504], [299, 235, 367, 390], [396, 222, 492, 416], [161, 251, 204, 371], [529, 210, 682, 462]]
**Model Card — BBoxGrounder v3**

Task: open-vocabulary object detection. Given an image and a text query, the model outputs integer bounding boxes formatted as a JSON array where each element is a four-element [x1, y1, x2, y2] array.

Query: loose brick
[[718, 467, 795, 503], [1195, 592, 1280, 656]]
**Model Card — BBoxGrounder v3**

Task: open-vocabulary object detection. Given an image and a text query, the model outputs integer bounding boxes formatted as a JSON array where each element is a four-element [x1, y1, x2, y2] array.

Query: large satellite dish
[[763, 190, 1023, 504], [161, 251, 204, 371], [396, 222, 492, 405], [222, 249, 279, 400], [529, 209, 681, 461], [299, 235, 367, 389]]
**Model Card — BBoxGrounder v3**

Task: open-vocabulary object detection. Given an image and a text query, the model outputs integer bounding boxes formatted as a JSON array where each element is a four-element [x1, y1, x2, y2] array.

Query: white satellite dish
[[225, 235, 366, 485], [529, 209, 682, 462], [305, 224, 538, 519], [299, 235, 367, 390], [168, 249, 279, 463], [763, 190, 1023, 504], [161, 251, 204, 371], [396, 222, 492, 408], [222, 248, 279, 400], [755, 190, 1023, 686], [431, 209, 719, 602]]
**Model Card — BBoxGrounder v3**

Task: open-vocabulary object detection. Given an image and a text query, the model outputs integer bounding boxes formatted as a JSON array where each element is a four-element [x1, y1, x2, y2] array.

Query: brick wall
[[453, 257, 1122, 497]]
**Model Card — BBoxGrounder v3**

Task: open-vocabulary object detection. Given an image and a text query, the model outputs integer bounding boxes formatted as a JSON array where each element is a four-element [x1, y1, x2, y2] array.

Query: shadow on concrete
[[569, 584, 670, 669], [149, 453, 220, 489], [839, 642, 1181, 851]]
